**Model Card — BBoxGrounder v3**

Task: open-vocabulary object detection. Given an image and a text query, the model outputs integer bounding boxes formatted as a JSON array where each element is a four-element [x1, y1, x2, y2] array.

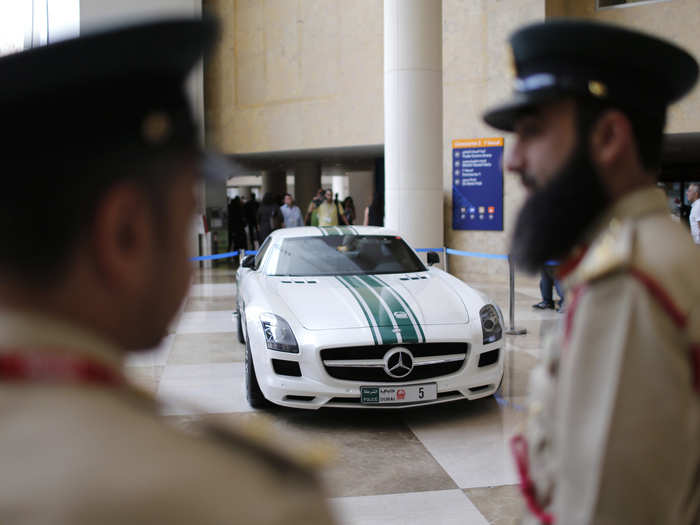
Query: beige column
[[261, 169, 287, 199], [347, 170, 374, 225], [384, 0, 443, 248], [238, 186, 252, 200], [294, 161, 322, 215]]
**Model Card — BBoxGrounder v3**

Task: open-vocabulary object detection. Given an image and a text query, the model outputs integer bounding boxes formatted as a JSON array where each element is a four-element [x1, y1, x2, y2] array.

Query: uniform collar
[[603, 185, 668, 222], [0, 309, 124, 373]]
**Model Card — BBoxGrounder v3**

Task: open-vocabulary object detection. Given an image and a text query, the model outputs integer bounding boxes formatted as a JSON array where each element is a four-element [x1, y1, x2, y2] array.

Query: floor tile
[[167, 332, 242, 365], [330, 489, 488, 525], [188, 282, 237, 298], [184, 296, 235, 312], [464, 485, 524, 525], [499, 349, 537, 399], [192, 269, 237, 284], [126, 334, 174, 367], [175, 310, 238, 334], [403, 398, 525, 489], [157, 363, 252, 415], [255, 409, 459, 497]]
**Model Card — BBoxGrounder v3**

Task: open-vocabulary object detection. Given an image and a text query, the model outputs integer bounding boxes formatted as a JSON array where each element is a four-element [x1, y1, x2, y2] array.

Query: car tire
[[245, 340, 270, 409], [236, 309, 245, 344]]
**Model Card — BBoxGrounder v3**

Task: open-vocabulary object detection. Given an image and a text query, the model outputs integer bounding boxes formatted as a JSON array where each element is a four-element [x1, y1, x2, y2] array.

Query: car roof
[[268, 226, 401, 240]]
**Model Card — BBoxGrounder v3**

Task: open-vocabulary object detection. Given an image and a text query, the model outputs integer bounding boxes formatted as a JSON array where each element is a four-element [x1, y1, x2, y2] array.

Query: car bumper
[[247, 321, 505, 410]]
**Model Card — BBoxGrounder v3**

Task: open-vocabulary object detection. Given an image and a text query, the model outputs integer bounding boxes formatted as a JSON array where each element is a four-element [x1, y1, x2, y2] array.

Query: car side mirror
[[427, 251, 440, 266], [241, 254, 255, 269]]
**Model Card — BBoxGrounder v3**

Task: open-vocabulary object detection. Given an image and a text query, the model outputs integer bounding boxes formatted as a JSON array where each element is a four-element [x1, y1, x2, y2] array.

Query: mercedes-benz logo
[[384, 347, 414, 379]]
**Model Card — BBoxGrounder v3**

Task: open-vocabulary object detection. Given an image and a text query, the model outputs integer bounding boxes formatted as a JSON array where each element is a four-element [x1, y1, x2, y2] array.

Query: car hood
[[273, 273, 469, 331]]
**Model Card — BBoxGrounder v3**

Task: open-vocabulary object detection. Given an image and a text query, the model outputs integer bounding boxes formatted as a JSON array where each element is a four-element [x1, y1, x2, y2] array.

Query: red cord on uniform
[[511, 434, 555, 524]]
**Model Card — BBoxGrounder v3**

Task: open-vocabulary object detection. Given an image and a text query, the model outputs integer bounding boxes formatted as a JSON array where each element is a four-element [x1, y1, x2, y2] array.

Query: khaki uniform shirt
[[522, 187, 700, 524], [0, 312, 335, 524]]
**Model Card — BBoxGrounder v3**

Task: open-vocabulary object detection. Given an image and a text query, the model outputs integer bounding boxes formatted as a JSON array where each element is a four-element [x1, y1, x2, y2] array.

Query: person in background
[[243, 192, 259, 249], [305, 188, 325, 226], [483, 19, 699, 524], [227, 196, 247, 253], [363, 192, 384, 226], [316, 189, 348, 227], [0, 18, 334, 524], [342, 196, 356, 225], [281, 193, 304, 228], [687, 182, 700, 244], [257, 192, 283, 243], [532, 264, 565, 312]]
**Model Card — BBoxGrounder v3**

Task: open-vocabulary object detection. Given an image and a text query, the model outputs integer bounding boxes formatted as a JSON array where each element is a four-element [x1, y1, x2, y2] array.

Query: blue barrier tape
[[244, 250, 259, 256], [444, 248, 509, 261], [190, 251, 239, 262], [415, 248, 444, 253], [544, 260, 560, 266], [494, 392, 526, 412]]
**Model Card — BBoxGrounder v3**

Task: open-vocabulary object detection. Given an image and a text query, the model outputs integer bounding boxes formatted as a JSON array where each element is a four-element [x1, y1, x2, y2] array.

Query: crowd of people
[[227, 188, 385, 251]]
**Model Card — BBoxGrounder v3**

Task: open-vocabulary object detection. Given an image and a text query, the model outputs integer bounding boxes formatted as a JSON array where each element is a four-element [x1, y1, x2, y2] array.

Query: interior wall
[[204, 0, 384, 154], [546, 0, 700, 134], [442, 0, 546, 283]]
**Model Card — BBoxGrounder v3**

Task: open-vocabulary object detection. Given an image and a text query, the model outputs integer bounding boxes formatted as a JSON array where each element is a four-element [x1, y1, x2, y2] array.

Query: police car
[[235, 226, 504, 409]]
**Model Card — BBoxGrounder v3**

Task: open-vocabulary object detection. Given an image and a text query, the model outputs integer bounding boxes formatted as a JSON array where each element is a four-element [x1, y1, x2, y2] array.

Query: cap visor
[[483, 90, 562, 131]]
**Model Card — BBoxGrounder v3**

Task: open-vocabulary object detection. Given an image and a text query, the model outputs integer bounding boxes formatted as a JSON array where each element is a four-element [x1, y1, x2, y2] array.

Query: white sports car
[[235, 226, 505, 409]]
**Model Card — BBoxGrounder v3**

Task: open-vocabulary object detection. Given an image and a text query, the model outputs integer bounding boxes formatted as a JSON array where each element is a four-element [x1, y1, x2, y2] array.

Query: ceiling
[[227, 144, 384, 175]]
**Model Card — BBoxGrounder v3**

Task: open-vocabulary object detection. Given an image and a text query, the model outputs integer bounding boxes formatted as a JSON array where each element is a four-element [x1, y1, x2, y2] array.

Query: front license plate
[[360, 383, 437, 404]]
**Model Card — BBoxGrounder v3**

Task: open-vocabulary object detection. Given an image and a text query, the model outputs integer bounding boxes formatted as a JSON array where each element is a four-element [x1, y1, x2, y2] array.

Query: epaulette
[[177, 413, 336, 478], [569, 218, 634, 285]]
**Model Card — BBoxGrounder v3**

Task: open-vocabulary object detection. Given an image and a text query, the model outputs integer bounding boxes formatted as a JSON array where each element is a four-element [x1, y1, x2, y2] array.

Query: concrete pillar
[[384, 0, 443, 248], [238, 186, 252, 200], [347, 170, 374, 225], [294, 161, 322, 212], [323, 164, 345, 202], [332, 176, 349, 202], [261, 169, 286, 199]]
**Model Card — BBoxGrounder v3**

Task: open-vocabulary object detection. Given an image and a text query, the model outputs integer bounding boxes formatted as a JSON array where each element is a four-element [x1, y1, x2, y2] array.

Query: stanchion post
[[505, 254, 527, 335], [443, 247, 449, 273]]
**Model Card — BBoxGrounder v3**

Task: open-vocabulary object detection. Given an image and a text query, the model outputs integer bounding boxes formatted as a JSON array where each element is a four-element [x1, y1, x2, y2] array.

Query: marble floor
[[126, 266, 563, 525]]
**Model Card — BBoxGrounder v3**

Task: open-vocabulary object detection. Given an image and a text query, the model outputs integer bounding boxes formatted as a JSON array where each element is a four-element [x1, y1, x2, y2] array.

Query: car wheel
[[236, 309, 245, 344], [245, 339, 270, 409]]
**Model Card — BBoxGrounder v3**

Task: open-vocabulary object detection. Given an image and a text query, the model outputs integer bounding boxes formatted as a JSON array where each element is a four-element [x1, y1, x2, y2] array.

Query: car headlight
[[479, 304, 503, 344], [260, 313, 299, 353]]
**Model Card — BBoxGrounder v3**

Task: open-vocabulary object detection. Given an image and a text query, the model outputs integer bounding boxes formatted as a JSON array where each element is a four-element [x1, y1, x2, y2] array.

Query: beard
[[510, 142, 610, 274]]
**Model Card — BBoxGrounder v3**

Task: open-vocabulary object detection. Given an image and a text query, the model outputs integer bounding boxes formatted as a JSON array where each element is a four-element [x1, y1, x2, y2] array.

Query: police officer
[[484, 20, 700, 524], [0, 18, 334, 524]]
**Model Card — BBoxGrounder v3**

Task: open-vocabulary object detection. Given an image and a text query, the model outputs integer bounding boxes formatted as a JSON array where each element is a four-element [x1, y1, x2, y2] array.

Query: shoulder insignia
[[570, 218, 634, 285], [180, 413, 335, 477]]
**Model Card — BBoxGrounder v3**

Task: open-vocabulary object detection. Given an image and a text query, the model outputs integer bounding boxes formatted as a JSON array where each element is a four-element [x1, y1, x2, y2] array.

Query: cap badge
[[142, 111, 172, 145], [588, 80, 608, 98]]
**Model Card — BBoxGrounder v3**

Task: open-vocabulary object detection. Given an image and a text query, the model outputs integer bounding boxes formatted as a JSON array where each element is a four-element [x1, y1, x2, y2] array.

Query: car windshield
[[264, 235, 426, 276]]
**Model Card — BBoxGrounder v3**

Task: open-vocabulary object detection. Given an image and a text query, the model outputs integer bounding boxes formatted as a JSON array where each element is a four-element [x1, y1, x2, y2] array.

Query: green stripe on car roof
[[358, 275, 420, 344]]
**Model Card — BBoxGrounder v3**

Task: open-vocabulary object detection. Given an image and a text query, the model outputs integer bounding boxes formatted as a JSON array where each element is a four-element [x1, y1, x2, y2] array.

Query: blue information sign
[[452, 138, 504, 231]]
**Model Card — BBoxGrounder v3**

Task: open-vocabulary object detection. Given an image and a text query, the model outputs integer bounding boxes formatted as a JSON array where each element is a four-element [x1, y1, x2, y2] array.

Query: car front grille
[[320, 342, 468, 383]]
